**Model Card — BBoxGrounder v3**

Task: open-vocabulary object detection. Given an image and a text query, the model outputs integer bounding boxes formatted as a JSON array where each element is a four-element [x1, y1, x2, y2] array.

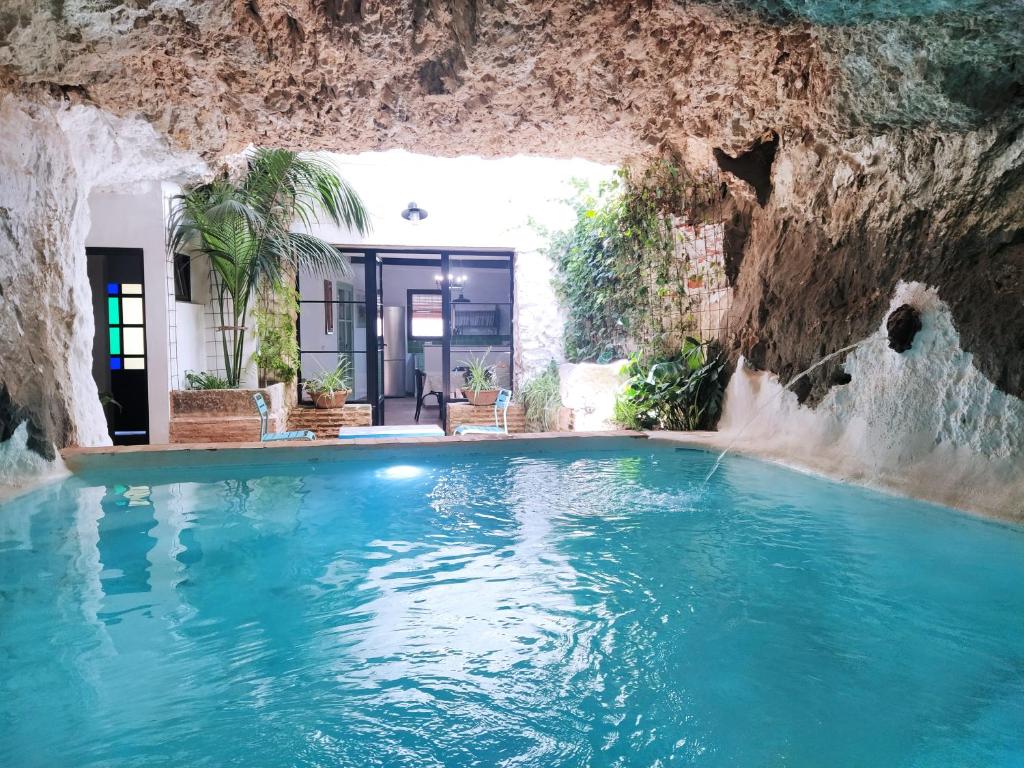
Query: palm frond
[[169, 147, 366, 386]]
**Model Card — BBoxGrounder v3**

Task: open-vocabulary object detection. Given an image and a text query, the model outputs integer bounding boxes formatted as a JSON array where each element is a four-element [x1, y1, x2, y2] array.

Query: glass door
[[365, 253, 386, 425], [298, 259, 368, 404], [446, 253, 514, 401]]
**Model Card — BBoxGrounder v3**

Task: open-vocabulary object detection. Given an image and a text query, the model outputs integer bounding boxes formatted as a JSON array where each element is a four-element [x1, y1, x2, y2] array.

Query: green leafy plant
[[545, 160, 720, 362], [614, 338, 726, 431], [460, 349, 498, 394], [516, 360, 563, 431], [253, 284, 300, 384], [303, 358, 352, 397], [169, 148, 370, 387], [184, 371, 231, 390]]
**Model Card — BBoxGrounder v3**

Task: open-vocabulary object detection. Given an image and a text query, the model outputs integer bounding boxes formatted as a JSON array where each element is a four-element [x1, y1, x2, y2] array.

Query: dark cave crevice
[[0, 384, 55, 461], [713, 130, 779, 207]]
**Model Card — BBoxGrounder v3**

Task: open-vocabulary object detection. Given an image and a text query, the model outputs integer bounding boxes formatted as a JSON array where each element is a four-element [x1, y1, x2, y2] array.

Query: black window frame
[[407, 288, 443, 341], [173, 252, 192, 302]]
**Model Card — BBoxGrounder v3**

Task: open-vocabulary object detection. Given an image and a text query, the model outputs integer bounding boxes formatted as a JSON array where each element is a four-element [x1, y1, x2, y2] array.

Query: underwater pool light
[[379, 465, 423, 480]]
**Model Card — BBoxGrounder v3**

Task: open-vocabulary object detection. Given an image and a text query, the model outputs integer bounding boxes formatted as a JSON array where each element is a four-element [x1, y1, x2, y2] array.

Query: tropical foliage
[[614, 338, 726, 431], [516, 360, 563, 431], [252, 284, 300, 385], [169, 148, 369, 387]]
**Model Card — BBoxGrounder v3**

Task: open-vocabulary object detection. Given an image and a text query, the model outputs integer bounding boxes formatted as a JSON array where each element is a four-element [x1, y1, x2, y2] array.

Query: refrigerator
[[382, 305, 407, 397]]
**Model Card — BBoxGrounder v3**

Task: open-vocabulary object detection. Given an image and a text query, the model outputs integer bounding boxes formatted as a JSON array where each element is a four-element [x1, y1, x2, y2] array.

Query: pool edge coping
[[59, 431, 651, 473]]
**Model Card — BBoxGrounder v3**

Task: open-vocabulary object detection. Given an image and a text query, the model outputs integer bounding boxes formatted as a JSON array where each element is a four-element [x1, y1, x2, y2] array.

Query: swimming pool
[[2, 438, 1022, 766]]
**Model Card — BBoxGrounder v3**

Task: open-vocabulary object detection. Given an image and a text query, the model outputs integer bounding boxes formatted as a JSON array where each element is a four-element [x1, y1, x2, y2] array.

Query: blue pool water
[[2, 440, 1023, 767]]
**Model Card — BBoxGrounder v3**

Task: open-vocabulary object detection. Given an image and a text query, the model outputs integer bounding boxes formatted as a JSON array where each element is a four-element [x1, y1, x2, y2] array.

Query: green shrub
[[516, 361, 563, 431], [614, 338, 726, 431], [184, 371, 231, 390], [544, 161, 719, 362], [253, 285, 300, 384]]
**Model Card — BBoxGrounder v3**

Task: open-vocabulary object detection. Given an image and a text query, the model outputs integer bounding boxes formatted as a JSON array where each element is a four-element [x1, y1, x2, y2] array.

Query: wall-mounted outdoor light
[[401, 202, 428, 222]]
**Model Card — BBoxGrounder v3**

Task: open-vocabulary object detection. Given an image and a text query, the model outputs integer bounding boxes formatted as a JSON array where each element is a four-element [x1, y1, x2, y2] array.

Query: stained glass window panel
[[122, 297, 144, 325], [109, 357, 122, 370], [122, 327, 145, 356], [108, 327, 121, 355], [106, 282, 119, 295], [123, 357, 145, 370], [121, 283, 143, 295], [107, 297, 120, 325]]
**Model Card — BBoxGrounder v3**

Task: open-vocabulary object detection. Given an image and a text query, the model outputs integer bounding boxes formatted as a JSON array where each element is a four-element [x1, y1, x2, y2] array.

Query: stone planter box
[[170, 383, 288, 443]]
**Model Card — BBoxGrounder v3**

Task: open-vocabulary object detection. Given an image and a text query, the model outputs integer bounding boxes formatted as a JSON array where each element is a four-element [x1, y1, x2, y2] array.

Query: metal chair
[[253, 393, 316, 442], [414, 368, 443, 423], [454, 389, 512, 435]]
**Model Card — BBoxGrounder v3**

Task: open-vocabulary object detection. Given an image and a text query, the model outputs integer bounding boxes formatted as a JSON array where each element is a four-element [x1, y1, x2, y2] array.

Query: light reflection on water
[[1, 444, 1023, 767]]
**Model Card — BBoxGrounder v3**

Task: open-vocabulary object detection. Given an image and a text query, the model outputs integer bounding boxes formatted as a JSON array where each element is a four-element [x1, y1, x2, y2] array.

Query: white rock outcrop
[[0, 95, 204, 484], [714, 282, 1024, 521]]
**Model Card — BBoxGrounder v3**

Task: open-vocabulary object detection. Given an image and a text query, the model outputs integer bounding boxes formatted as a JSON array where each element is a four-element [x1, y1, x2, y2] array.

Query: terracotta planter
[[312, 390, 350, 409], [687, 277, 704, 290], [465, 388, 499, 406]]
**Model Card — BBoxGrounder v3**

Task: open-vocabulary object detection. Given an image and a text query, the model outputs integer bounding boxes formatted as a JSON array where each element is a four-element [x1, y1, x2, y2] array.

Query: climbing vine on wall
[[546, 159, 724, 362]]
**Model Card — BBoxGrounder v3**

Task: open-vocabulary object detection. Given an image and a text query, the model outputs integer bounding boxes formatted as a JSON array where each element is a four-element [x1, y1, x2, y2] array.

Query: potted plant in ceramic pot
[[304, 358, 352, 409], [460, 351, 500, 406]]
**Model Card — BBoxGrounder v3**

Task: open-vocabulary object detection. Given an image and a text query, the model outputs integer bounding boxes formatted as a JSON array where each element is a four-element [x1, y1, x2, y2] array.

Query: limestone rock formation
[[718, 282, 1024, 520], [2, 1, 1019, 158], [0, 95, 203, 469], [725, 123, 1024, 405]]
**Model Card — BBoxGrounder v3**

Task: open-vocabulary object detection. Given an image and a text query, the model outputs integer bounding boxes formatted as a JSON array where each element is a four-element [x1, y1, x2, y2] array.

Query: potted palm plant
[[304, 358, 353, 409], [460, 351, 500, 406]]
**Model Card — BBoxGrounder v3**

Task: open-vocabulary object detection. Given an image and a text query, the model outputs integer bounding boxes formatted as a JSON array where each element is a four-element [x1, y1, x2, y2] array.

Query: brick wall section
[[170, 415, 276, 443], [170, 386, 288, 444], [287, 405, 373, 438]]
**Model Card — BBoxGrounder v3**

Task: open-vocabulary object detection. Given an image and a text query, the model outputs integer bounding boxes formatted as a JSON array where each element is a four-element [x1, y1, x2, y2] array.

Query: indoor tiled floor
[[383, 396, 442, 427]]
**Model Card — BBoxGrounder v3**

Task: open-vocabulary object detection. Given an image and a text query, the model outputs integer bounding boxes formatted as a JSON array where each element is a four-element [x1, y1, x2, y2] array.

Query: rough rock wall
[[0, 95, 203, 476], [0, 96, 107, 461], [717, 282, 1024, 521], [3, 1, 1019, 160], [723, 123, 1024, 406], [513, 249, 565, 381]]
